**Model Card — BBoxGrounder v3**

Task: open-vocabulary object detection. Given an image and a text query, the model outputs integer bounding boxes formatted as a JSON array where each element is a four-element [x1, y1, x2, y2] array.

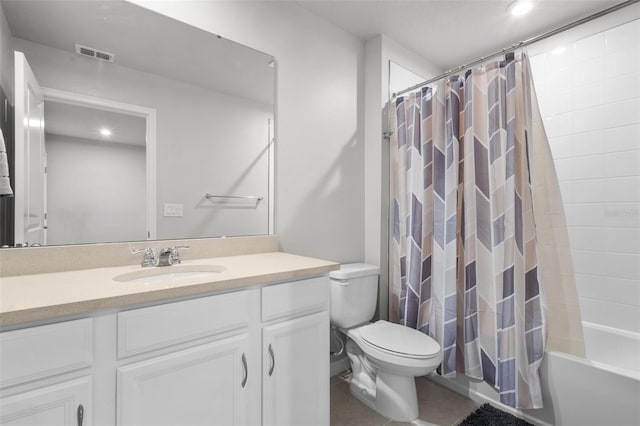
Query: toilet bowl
[[330, 264, 442, 422], [344, 320, 442, 421]]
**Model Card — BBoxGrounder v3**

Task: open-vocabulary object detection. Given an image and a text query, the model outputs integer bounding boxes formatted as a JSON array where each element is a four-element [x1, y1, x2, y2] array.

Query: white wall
[[14, 38, 273, 241], [530, 18, 640, 334], [389, 62, 429, 95], [129, 0, 366, 263], [364, 34, 441, 320], [46, 134, 146, 245], [324, 41, 441, 374]]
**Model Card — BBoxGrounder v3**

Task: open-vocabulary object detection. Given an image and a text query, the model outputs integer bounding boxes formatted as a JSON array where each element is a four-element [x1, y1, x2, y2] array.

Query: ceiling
[[45, 101, 146, 146], [297, 0, 622, 71], [2, 0, 628, 99]]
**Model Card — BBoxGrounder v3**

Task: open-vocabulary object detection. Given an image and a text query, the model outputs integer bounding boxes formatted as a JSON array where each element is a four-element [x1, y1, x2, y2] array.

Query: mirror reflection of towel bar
[[205, 194, 264, 201]]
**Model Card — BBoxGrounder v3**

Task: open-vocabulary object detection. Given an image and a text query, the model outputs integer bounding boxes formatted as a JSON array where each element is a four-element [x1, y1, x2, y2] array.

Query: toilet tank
[[329, 263, 380, 329]]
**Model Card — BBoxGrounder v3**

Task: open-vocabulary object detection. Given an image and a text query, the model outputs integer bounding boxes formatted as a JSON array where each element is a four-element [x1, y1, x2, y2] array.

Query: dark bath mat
[[458, 403, 533, 426]]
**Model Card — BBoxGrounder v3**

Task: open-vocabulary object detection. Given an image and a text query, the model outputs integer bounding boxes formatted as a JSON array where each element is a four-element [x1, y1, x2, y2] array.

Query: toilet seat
[[348, 320, 440, 362], [359, 321, 440, 360]]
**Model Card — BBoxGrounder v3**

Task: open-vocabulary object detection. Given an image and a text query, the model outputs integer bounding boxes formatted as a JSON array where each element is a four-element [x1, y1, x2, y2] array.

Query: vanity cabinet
[[117, 335, 251, 426], [262, 312, 329, 426], [115, 289, 258, 426], [0, 276, 329, 426], [261, 277, 330, 426], [0, 318, 94, 426], [0, 377, 91, 426]]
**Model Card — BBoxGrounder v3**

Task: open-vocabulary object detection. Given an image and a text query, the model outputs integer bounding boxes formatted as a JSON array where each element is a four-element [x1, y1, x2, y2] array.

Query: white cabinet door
[[0, 376, 92, 426], [117, 334, 251, 426], [262, 311, 329, 426]]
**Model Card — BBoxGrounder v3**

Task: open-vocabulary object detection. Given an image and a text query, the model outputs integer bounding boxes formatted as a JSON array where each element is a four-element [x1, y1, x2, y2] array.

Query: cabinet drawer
[[118, 291, 250, 359], [0, 318, 93, 389], [261, 276, 329, 322]]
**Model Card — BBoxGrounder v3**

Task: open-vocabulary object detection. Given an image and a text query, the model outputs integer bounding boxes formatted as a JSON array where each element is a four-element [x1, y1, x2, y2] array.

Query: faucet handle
[[170, 245, 190, 264], [130, 247, 156, 267]]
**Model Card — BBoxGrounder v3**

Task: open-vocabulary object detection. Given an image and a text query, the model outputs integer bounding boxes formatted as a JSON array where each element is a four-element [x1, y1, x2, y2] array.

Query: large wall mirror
[[0, 0, 275, 247]]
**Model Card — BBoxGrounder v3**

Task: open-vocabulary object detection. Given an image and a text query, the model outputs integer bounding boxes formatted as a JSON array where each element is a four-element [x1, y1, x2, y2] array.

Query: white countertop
[[0, 251, 339, 327]]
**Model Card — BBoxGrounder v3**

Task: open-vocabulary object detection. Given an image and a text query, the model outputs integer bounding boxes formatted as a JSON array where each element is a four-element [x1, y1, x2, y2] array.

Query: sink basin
[[114, 265, 226, 283]]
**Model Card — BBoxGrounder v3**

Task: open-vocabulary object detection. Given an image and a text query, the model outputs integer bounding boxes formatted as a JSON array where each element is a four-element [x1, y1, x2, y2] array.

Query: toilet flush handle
[[268, 344, 275, 376]]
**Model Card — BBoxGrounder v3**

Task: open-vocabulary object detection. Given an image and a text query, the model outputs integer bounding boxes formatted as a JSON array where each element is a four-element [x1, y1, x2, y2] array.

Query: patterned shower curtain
[[389, 52, 545, 409]]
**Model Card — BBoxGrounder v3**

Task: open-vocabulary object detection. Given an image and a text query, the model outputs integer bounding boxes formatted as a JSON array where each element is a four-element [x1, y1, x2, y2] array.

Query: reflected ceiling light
[[509, 0, 533, 17], [551, 46, 567, 55], [27, 118, 42, 128], [99, 128, 112, 137]]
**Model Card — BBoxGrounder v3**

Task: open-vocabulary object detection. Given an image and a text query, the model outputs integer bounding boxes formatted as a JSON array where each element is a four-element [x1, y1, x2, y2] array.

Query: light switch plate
[[164, 203, 183, 217]]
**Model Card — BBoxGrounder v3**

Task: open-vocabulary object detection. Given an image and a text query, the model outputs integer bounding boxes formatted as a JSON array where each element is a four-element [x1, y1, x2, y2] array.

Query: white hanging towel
[[0, 127, 13, 197]]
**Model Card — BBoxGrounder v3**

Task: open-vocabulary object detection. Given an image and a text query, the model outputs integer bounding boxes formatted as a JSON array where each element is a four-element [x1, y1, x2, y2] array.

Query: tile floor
[[330, 372, 478, 426]]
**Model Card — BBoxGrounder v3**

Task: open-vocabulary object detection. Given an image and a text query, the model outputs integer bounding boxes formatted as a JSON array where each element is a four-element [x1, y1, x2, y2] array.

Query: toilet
[[330, 263, 442, 422]]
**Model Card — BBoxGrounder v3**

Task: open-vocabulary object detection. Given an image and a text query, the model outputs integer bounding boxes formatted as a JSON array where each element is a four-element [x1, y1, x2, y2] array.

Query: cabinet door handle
[[241, 353, 248, 388], [268, 343, 275, 376], [77, 404, 84, 426]]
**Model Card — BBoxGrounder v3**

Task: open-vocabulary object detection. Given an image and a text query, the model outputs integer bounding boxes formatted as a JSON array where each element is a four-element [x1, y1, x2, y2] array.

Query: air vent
[[75, 44, 114, 63]]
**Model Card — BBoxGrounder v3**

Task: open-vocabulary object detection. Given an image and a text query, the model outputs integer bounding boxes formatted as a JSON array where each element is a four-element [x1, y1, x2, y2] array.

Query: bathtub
[[529, 322, 640, 426], [430, 321, 640, 426], [582, 321, 640, 377]]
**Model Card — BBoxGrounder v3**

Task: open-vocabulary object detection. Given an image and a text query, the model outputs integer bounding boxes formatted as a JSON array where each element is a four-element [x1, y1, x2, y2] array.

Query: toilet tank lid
[[330, 263, 379, 280]]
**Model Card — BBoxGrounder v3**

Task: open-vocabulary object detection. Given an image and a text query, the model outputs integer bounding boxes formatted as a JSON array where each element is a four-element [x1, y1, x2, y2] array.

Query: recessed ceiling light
[[509, 0, 533, 17], [99, 128, 112, 137]]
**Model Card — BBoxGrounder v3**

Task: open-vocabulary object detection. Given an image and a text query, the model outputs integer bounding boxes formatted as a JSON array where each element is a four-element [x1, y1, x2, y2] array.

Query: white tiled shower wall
[[530, 19, 640, 334]]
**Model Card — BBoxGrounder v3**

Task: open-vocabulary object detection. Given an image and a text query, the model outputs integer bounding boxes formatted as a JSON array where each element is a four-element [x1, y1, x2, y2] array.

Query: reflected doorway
[[40, 88, 157, 245]]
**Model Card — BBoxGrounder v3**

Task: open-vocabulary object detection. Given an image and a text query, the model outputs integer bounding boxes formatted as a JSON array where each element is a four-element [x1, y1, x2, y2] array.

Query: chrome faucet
[[131, 245, 189, 267], [130, 247, 156, 267], [169, 245, 189, 265], [156, 248, 174, 267]]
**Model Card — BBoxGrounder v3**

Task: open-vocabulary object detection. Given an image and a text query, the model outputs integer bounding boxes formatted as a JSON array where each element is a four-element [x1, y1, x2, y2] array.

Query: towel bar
[[205, 194, 264, 201]]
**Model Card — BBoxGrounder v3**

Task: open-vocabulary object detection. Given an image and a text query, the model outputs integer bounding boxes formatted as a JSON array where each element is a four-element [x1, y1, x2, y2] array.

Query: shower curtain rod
[[393, 0, 639, 98]]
